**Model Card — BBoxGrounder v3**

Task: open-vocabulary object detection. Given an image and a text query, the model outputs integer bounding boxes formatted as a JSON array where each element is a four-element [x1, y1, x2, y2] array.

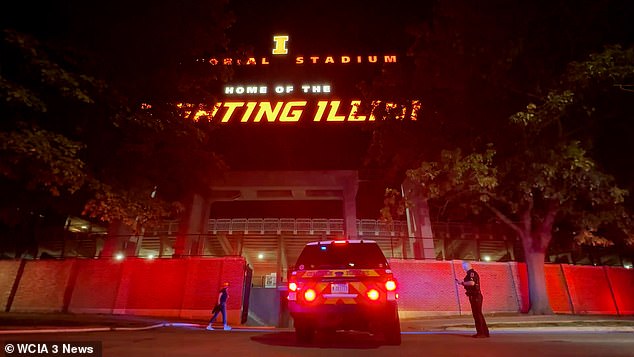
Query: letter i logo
[[272, 35, 289, 55]]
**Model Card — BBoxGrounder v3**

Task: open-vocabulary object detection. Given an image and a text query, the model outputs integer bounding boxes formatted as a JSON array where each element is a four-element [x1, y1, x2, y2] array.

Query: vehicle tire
[[295, 320, 315, 344], [384, 309, 401, 345]]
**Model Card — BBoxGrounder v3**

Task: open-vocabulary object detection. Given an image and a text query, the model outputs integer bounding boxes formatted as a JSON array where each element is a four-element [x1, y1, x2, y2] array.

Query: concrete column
[[174, 194, 211, 257], [401, 233, 413, 260], [101, 220, 132, 258], [159, 236, 171, 257], [342, 175, 359, 239], [402, 179, 436, 260], [416, 199, 436, 259]]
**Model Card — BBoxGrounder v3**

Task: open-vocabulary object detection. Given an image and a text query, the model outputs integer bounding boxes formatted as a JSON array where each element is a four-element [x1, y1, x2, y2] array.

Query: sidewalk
[[0, 313, 171, 334], [400, 313, 634, 333], [0, 313, 280, 334], [1, 312, 633, 334]]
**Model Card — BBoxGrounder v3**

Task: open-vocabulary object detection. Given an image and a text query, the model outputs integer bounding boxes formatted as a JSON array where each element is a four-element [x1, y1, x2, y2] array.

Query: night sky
[[226, 0, 430, 53], [2, 0, 425, 218], [206, 1, 431, 218], [3, 1, 633, 220]]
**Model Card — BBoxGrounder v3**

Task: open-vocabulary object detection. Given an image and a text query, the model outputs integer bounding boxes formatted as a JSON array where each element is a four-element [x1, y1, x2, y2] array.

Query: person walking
[[456, 261, 490, 338], [207, 282, 231, 331]]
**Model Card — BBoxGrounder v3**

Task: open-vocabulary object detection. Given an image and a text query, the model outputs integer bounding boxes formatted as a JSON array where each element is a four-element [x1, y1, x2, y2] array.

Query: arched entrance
[[175, 170, 359, 326]]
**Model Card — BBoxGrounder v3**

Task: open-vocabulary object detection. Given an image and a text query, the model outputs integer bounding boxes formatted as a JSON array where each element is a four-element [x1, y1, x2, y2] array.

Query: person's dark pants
[[469, 294, 489, 336], [209, 303, 227, 325]]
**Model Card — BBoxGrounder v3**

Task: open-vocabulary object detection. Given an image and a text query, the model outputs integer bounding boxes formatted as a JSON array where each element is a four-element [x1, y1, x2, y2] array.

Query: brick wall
[[545, 264, 573, 313], [0, 260, 21, 311], [469, 261, 521, 313], [4, 258, 633, 321], [389, 260, 459, 317], [112, 257, 246, 324], [508, 262, 529, 313], [10, 260, 75, 312], [178, 257, 245, 320], [121, 259, 189, 313], [563, 265, 618, 314], [7, 257, 247, 325], [606, 266, 634, 315], [389, 259, 634, 317], [391, 260, 527, 317], [68, 259, 124, 314]]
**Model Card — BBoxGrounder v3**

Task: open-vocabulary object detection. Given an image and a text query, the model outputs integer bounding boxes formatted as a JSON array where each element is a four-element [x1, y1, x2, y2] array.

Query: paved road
[[2, 326, 634, 357]]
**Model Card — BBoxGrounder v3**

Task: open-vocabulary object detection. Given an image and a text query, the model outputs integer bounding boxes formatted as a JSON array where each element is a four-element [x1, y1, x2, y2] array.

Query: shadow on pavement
[[251, 331, 386, 349]]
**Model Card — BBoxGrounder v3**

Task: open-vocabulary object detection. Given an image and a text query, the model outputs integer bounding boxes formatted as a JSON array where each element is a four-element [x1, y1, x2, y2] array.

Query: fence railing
[[24, 218, 629, 266], [207, 218, 410, 236]]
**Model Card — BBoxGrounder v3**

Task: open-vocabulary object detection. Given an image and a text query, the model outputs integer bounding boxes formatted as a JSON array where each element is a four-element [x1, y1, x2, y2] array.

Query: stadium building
[[7, 26, 631, 326], [91, 33, 522, 284]]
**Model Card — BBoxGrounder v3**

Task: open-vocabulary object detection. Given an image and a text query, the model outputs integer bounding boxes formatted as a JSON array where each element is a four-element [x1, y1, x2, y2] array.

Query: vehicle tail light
[[289, 282, 297, 292], [304, 289, 316, 302], [386, 280, 398, 301], [367, 289, 380, 301]]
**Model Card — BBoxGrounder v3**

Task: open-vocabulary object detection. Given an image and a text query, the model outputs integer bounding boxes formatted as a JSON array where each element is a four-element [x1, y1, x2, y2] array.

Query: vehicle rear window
[[295, 242, 389, 270]]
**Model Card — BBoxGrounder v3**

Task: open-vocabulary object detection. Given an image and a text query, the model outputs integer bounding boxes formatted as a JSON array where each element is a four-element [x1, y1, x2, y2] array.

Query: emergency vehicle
[[287, 239, 401, 345]]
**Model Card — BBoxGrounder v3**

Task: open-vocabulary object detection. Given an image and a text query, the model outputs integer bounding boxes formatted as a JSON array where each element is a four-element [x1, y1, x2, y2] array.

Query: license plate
[[331, 283, 348, 294]]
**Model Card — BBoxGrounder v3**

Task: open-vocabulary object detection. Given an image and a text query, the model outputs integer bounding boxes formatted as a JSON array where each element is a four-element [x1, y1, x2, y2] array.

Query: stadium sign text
[[224, 84, 331, 95], [206, 34, 398, 66], [178, 100, 420, 123]]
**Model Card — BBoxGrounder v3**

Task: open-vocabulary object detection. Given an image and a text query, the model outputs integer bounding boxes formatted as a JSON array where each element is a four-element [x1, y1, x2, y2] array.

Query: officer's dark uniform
[[463, 268, 490, 337]]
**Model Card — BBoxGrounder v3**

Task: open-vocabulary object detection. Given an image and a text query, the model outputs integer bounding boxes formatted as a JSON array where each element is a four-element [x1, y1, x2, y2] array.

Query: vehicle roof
[[305, 239, 377, 246]]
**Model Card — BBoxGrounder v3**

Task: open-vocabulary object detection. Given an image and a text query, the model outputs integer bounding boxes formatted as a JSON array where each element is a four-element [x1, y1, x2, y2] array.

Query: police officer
[[456, 261, 490, 338]]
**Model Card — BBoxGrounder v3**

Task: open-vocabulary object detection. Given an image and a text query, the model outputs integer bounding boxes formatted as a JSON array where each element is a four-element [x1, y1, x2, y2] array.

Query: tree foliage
[[0, 124, 86, 197], [366, 1, 634, 181], [386, 45, 634, 314], [1, 0, 233, 245], [366, 1, 634, 313], [1, 30, 94, 217]]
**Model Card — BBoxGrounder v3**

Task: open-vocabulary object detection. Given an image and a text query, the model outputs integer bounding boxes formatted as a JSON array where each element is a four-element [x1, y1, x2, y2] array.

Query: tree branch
[[485, 202, 523, 237], [613, 84, 634, 93]]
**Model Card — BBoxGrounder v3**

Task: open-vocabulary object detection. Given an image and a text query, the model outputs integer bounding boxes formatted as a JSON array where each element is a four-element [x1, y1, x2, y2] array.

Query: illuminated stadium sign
[[209, 55, 398, 66], [206, 34, 398, 66], [178, 100, 420, 123], [176, 35, 419, 124], [223, 84, 331, 95], [272, 35, 290, 55]]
